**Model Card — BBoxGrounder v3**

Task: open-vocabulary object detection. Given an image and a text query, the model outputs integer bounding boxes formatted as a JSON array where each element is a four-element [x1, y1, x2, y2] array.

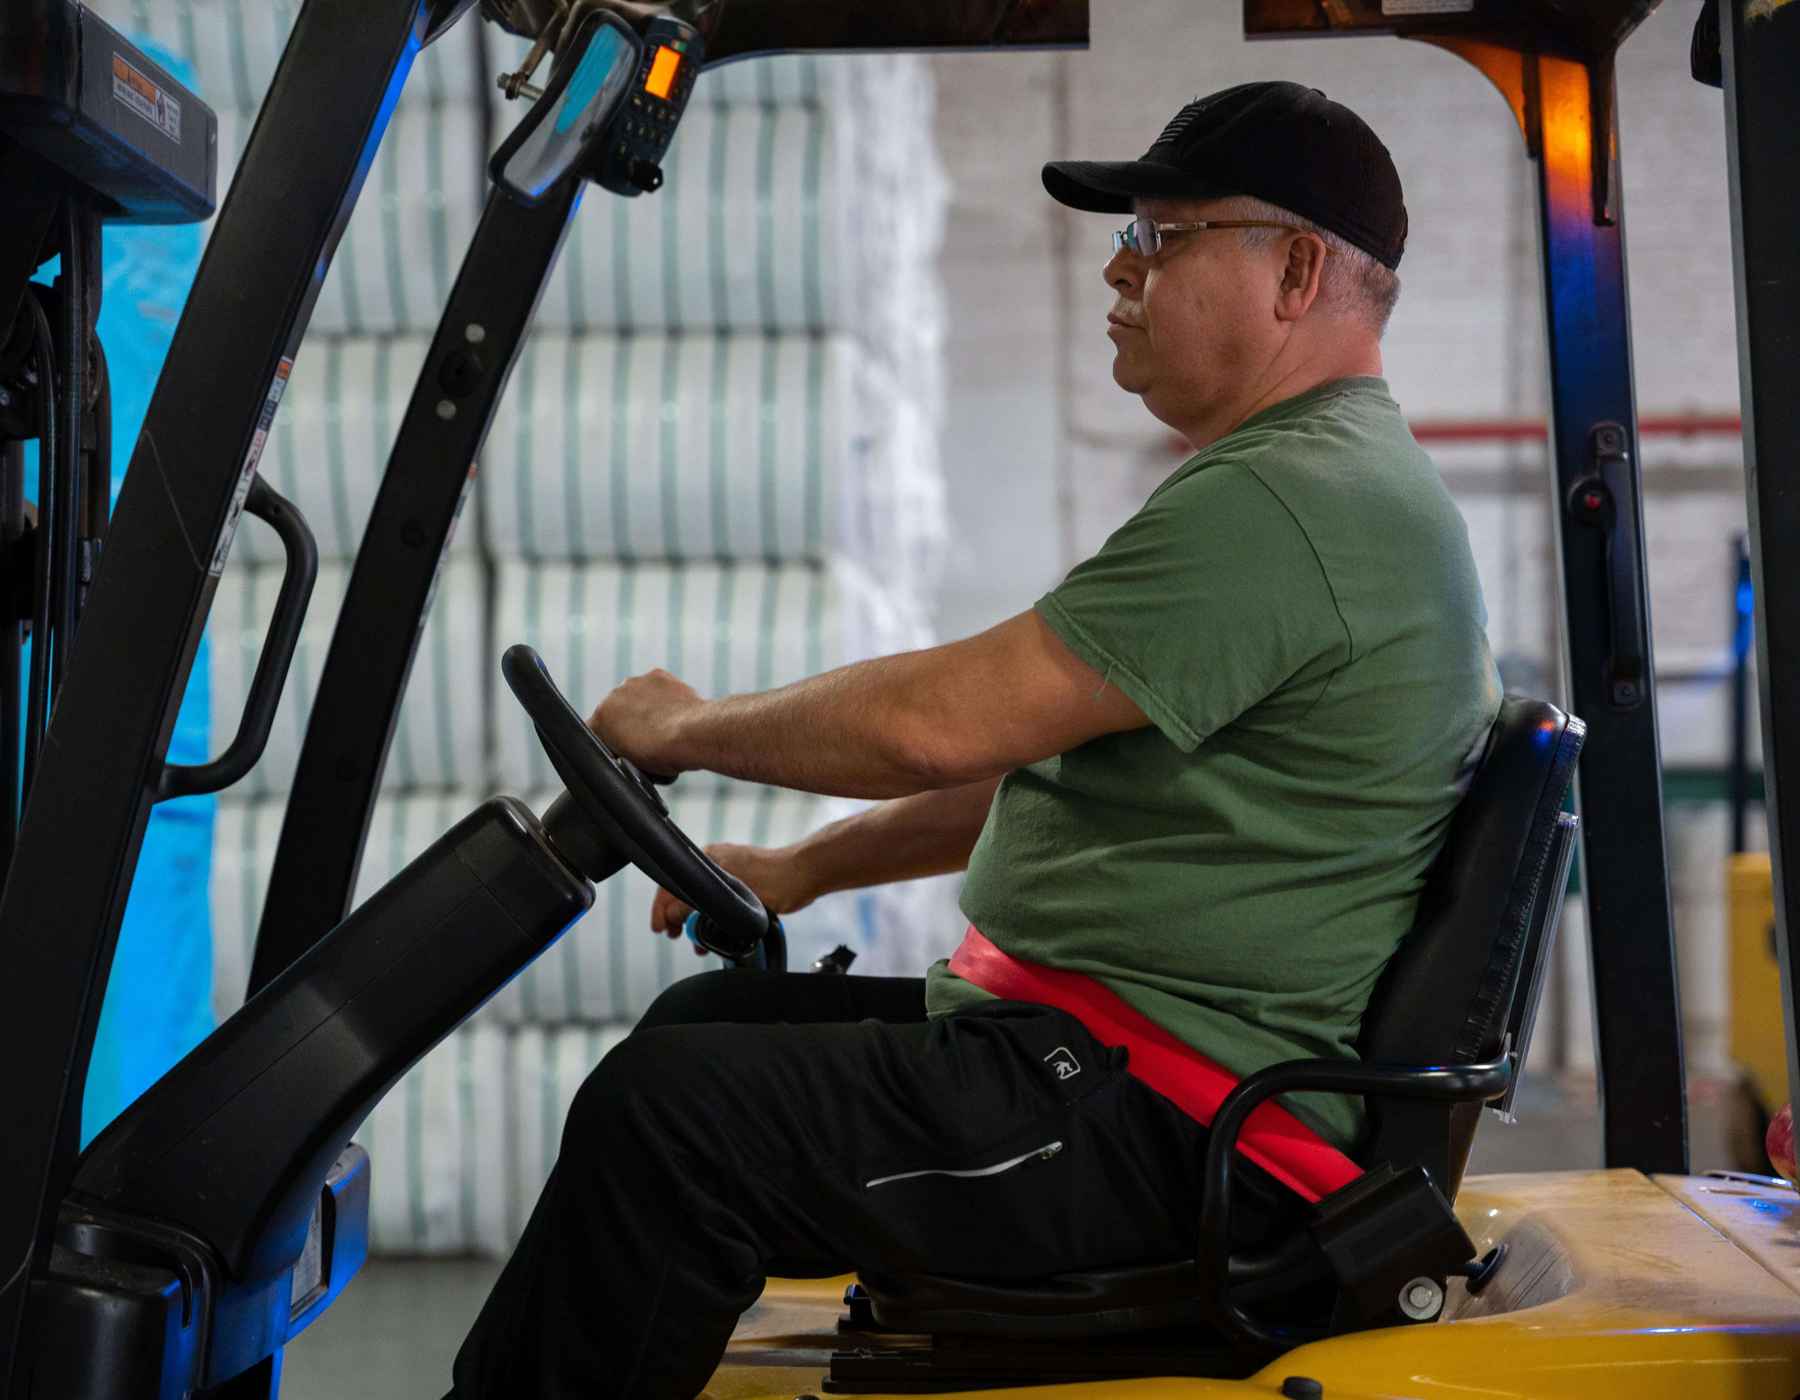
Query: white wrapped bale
[[506, 1024, 631, 1245], [209, 790, 479, 1020], [527, 105, 942, 356], [479, 39, 941, 188], [490, 558, 925, 793], [202, 104, 483, 337], [488, 785, 898, 1024], [310, 103, 486, 335], [208, 557, 486, 798], [239, 335, 479, 563], [481, 333, 940, 580], [352, 1022, 511, 1257], [118, 0, 481, 113], [212, 783, 959, 1030], [861, 391, 948, 591], [480, 44, 925, 113]]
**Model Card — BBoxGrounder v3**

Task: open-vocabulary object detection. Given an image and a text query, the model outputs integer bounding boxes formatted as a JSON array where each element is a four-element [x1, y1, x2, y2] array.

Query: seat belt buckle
[[1308, 1163, 1476, 1331]]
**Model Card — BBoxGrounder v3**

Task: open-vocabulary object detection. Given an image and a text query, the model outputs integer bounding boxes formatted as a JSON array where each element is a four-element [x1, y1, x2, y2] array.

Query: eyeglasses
[[1112, 217, 1300, 258]]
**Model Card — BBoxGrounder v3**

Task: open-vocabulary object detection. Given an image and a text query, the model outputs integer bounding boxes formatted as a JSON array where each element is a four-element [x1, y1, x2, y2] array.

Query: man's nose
[[1103, 244, 1144, 297]]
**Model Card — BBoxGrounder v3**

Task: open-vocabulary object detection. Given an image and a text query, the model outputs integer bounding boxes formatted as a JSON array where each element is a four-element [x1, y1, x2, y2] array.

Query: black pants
[[449, 970, 1280, 1400]]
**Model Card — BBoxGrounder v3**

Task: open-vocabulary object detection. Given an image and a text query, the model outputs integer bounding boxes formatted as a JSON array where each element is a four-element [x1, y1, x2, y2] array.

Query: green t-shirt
[[927, 377, 1502, 1147]]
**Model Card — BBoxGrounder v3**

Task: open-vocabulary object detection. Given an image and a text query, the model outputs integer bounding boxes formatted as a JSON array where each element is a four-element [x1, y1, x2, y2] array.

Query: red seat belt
[[948, 926, 1362, 1204]]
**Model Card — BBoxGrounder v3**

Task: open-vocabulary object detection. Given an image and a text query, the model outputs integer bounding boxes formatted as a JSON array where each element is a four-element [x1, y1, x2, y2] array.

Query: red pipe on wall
[[1167, 415, 1741, 454], [1405, 415, 1742, 443]]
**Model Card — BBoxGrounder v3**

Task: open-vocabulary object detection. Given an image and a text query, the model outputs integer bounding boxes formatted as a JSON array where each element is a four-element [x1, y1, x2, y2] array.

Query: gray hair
[[1219, 195, 1402, 338]]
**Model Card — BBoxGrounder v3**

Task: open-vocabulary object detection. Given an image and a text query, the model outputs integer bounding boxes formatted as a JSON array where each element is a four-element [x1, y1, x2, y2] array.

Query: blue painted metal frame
[[1524, 45, 1688, 1175]]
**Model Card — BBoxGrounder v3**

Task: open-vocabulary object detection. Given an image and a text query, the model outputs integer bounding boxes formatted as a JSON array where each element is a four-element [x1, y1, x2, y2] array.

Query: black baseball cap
[[1043, 81, 1408, 270]]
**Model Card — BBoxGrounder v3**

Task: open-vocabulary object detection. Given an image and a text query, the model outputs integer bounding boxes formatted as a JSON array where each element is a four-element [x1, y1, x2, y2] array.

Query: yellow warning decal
[[111, 51, 182, 143]]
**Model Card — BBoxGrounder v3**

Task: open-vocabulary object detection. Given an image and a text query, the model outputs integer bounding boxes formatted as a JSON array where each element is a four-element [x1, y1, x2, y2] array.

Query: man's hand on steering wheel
[[651, 842, 818, 951], [587, 668, 705, 780]]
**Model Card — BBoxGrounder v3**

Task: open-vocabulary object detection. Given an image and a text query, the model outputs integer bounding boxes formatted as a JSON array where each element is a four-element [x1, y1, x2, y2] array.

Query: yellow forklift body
[[708, 1170, 1800, 1400], [1731, 853, 1788, 1111]]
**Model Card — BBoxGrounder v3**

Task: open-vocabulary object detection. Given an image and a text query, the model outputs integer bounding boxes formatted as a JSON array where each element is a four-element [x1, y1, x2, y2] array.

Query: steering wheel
[[501, 643, 783, 967]]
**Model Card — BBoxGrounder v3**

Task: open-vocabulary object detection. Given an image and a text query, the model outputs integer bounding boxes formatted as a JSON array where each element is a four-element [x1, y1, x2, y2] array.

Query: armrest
[[1200, 1055, 1511, 1352]]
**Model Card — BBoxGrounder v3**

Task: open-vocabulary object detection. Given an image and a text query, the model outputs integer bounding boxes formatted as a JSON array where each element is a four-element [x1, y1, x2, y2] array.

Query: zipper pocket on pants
[[864, 1141, 1064, 1190]]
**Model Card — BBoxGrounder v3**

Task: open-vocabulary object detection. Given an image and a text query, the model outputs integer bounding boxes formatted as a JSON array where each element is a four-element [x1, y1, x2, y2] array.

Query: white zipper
[[864, 1141, 1064, 1190]]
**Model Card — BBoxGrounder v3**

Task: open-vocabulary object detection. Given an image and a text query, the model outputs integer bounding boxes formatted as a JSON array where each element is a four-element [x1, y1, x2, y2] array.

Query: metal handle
[[1566, 421, 1648, 709], [155, 477, 317, 800]]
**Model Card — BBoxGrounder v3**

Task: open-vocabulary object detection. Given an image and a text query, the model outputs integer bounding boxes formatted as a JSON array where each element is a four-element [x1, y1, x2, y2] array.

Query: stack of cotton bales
[[479, 45, 956, 1244]]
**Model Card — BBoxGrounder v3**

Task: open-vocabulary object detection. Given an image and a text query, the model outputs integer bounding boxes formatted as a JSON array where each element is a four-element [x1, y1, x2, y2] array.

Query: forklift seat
[[847, 695, 1585, 1366]]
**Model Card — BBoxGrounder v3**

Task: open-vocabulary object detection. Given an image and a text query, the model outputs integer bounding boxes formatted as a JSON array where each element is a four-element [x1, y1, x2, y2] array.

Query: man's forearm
[[667, 649, 993, 797], [792, 777, 1002, 899]]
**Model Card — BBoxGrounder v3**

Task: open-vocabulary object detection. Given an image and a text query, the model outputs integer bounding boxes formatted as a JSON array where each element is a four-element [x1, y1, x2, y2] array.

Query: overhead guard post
[[249, 164, 583, 996]]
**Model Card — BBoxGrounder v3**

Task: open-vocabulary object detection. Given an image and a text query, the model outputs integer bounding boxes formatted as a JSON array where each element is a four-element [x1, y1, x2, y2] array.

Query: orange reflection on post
[[1538, 54, 1596, 223]]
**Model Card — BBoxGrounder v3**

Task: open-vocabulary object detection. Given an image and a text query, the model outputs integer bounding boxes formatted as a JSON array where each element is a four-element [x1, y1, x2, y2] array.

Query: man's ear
[[1274, 232, 1328, 323]]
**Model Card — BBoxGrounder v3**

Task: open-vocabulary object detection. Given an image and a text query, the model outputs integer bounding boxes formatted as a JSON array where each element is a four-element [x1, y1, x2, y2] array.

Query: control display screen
[[645, 45, 682, 99]]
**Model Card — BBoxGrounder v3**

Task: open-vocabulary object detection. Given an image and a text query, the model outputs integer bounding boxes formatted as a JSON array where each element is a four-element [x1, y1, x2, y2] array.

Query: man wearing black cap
[[449, 82, 1499, 1400]]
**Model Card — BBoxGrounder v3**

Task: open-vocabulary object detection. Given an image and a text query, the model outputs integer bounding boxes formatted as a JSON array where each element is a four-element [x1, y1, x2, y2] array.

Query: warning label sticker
[[210, 358, 292, 577], [1382, 0, 1475, 12], [112, 53, 182, 143]]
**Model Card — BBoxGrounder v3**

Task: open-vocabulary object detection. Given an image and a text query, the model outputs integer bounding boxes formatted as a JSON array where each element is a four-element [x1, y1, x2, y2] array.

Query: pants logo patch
[[1044, 1046, 1081, 1081]]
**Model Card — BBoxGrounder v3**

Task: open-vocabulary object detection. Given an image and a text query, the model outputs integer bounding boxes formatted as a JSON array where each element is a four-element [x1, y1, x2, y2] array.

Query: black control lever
[[1565, 420, 1648, 709], [813, 945, 856, 975]]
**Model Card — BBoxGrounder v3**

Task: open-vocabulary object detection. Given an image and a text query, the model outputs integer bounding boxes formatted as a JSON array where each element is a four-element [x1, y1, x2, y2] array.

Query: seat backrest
[[1356, 694, 1585, 1198]]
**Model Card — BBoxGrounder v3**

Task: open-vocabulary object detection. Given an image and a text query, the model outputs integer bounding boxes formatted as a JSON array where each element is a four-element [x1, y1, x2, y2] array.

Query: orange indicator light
[[645, 46, 681, 100]]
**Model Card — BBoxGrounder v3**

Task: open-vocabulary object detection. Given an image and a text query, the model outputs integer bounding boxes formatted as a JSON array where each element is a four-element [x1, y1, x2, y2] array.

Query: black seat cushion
[[1355, 696, 1581, 1193], [1360, 695, 1581, 1069]]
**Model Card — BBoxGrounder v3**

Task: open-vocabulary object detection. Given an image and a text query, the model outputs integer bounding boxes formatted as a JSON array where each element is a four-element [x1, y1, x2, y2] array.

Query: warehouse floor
[[277, 1073, 1741, 1400]]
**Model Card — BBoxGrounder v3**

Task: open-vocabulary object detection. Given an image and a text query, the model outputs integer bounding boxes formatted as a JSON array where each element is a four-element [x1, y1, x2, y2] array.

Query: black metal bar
[[21, 289, 55, 803], [249, 178, 580, 995], [0, 147, 59, 366], [1527, 51, 1687, 1174], [0, 2, 438, 1388], [1720, 0, 1800, 1131], [0, 437, 20, 870], [1731, 535, 1753, 854], [78, 334, 110, 621], [690, 0, 1089, 60], [49, 203, 86, 695]]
